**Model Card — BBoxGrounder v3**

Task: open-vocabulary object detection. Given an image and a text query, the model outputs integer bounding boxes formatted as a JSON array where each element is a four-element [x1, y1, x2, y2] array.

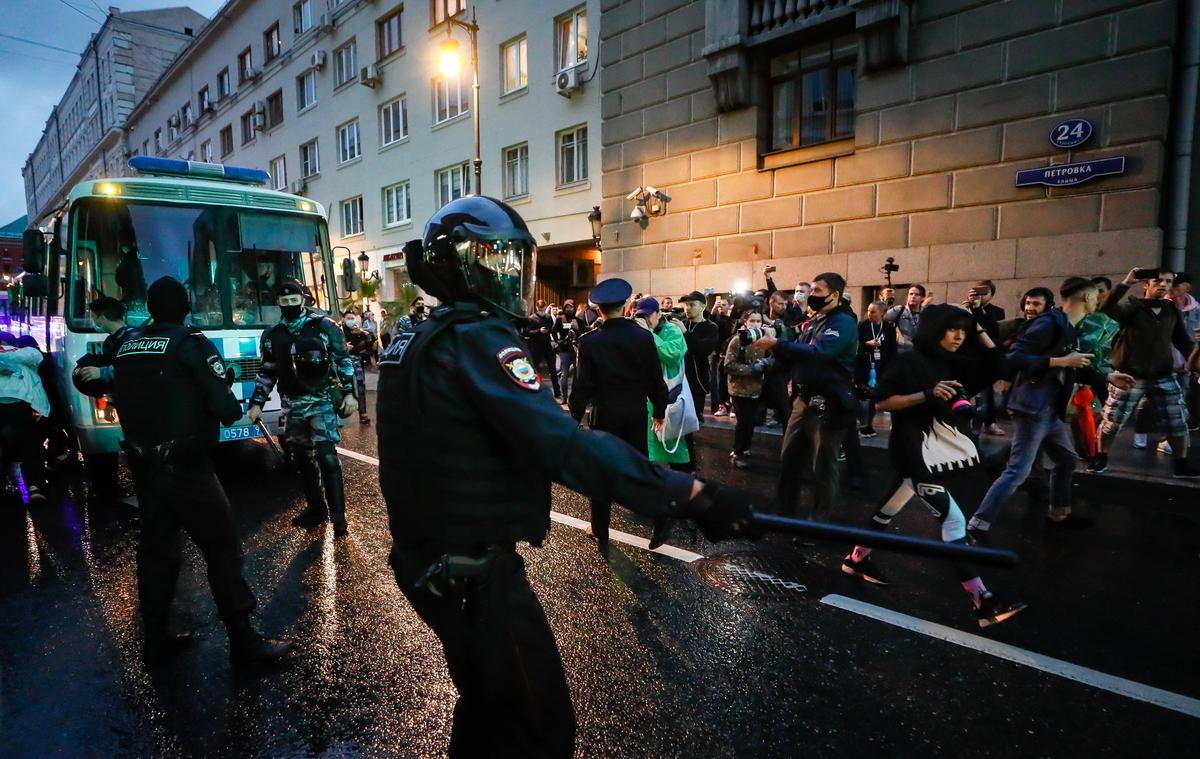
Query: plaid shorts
[[1100, 375, 1188, 438]]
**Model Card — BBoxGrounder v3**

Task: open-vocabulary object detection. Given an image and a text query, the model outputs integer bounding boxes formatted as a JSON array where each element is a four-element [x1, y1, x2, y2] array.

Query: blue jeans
[[970, 411, 1077, 530], [556, 351, 575, 401]]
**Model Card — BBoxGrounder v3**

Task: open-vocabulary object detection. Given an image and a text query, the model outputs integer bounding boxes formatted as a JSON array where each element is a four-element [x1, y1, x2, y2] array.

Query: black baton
[[751, 513, 1018, 567]]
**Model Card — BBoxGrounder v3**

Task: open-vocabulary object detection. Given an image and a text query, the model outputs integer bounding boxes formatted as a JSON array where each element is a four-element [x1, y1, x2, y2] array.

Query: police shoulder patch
[[208, 354, 226, 377], [496, 345, 541, 391]]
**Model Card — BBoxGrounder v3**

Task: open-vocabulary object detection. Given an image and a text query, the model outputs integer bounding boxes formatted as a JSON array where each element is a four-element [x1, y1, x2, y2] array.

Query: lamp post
[[588, 206, 602, 249], [438, 7, 481, 194]]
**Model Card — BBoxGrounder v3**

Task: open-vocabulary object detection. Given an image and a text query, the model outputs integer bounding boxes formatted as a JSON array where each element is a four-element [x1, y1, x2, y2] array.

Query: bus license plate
[[220, 425, 264, 443]]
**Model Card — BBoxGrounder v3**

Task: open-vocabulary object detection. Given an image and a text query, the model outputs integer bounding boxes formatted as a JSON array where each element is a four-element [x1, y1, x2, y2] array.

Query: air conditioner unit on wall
[[310, 50, 326, 70], [288, 179, 306, 194], [360, 64, 381, 88], [317, 13, 333, 32], [570, 259, 596, 287], [555, 67, 580, 98], [244, 67, 261, 81], [253, 101, 266, 129]]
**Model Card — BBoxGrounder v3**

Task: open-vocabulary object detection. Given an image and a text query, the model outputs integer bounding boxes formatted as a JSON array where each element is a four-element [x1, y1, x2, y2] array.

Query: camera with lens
[[737, 327, 764, 346], [881, 257, 900, 274], [948, 387, 974, 416]]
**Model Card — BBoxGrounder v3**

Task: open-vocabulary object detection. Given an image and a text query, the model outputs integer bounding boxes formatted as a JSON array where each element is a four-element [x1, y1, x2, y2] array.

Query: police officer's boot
[[142, 613, 193, 665], [317, 443, 348, 537], [224, 614, 294, 664], [291, 449, 329, 528]]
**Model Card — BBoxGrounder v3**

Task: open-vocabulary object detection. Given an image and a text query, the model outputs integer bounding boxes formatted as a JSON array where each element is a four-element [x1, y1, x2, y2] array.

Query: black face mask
[[281, 305, 303, 321], [564, 308, 575, 317], [806, 293, 830, 312], [414, 305, 426, 314]]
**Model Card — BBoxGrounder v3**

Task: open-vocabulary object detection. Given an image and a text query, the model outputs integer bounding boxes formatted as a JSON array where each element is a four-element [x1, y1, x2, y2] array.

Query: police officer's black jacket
[[568, 317, 668, 423], [375, 303, 694, 548], [111, 322, 242, 446]]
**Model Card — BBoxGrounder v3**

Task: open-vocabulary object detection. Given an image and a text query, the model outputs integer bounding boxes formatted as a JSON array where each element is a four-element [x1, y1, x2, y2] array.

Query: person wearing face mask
[[968, 278, 1136, 542], [753, 273, 858, 520], [634, 297, 692, 472], [342, 310, 374, 424], [551, 299, 584, 402], [679, 291, 718, 440], [247, 279, 359, 536]]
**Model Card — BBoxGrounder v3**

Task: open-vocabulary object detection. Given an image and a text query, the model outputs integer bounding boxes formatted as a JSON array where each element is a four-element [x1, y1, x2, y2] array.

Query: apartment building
[[122, 0, 602, 303], [22, 6, 207, 225], [598, 0, 1200, 309]]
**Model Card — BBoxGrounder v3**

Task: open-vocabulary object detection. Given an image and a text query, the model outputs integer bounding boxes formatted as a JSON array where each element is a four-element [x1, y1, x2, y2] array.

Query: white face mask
[[345, 318, 358, 328]]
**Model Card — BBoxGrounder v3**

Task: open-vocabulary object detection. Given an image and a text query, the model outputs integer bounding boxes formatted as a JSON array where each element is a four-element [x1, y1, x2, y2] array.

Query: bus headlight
[[98, 182, 121, 196], [298, 201, 314, 212]]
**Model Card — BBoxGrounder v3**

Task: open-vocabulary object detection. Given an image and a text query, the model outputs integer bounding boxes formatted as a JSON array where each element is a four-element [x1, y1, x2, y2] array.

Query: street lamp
[[588, 206, 602, 248], [438, 7, 481, 194]]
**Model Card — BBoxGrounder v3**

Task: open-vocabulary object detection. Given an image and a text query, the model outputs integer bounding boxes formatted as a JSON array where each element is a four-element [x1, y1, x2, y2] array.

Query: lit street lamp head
[[439, 38, 462, 78]]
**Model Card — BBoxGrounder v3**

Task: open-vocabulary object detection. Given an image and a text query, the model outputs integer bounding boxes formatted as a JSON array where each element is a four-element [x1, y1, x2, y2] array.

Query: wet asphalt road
[[1, 387, 1199, 757]]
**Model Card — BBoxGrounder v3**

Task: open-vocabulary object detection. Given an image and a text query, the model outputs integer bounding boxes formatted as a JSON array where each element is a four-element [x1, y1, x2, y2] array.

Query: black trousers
[[589, 408, 647, 543], [731, 395, 760, 455], [777, 398, 854, 520], [0, 401, 45, 489], [391, 546, 575, 759], [129, 451, 256, 625]]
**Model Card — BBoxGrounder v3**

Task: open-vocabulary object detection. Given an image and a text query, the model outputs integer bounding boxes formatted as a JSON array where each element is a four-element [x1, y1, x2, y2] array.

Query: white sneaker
[[1157, 440, 1173, 455], [1133, 433, 1148, 449]]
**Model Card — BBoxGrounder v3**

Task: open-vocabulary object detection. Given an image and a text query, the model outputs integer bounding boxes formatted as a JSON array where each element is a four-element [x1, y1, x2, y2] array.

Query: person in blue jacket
[[753, 272, 858, 519]]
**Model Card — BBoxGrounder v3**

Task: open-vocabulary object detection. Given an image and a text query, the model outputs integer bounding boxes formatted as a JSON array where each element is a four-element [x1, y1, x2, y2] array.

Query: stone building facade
[[598, 0, 1199, 311], [22, 6, 207, 225], [121, 0, 603, 304]]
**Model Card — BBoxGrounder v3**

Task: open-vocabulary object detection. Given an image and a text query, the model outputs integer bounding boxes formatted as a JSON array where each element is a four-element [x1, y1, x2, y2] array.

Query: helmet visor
[[457, 236, 537, 318]]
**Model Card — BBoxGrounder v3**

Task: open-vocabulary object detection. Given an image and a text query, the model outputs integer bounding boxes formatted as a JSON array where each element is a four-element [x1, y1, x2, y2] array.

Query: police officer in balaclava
[[374, 195, 762, 757]]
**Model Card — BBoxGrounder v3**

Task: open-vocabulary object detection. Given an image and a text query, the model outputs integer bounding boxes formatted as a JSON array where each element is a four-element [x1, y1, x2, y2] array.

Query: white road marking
[[336, 446, 1200, 718], [334, 447, 704, 563], [820, 594, 1200, 719]]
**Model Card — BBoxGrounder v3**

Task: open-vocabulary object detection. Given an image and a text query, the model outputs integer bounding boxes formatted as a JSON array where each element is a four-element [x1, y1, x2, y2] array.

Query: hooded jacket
[[772, 301, 858, 410]]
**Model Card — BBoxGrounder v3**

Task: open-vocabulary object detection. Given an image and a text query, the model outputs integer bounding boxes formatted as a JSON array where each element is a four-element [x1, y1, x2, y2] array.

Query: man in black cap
[[90, 276, 292, 665], [568, 277, 670, 558], [247, 278, 358, 536], [679, 291, 719, 446]]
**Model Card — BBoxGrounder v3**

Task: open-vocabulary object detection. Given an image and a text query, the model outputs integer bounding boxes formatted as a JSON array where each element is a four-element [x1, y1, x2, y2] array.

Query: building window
[[556, 124, 587, 186], [264, 22, 282, 63], [433, 73, 468, 124], [265, 89, 284, 129], [337, 119, 361, 163], [436, 162, 470, 207], [376, 6, 403, 60], [180, 101, 193, 128], [269, 155, 287, 190], [334, 41, 357, 87], [501, 35, 527, 94], [297, 70, 317, 110], [153, 129, 162, 153], [300, 139, 320, 177], [383, 181, 411, 227], [238, 48, 254, 83], [293, 0, 312, 34], [431, 0, 465, 26], [198, 86, 211, 113], [241, 109, 257, 144], [217, 68, 231, 98], [168, 117, 179, 143], [380, 95, 408, 146], [142, 139, 150, 156], [768, 34, 857, 151], [200, 139, 213, 163], [220, 125, 233, 156], [503, 143, 529, 199], [555, 7, 587, 72], [340, 195, 364, 237]]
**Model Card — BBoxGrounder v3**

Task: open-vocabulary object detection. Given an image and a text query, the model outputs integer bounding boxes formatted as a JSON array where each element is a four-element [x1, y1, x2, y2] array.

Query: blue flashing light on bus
[[127, 156, 271, 186]]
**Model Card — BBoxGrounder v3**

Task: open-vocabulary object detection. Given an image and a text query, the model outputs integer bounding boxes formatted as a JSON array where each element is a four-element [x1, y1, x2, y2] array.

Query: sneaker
[[841, 555, 889, 585], [1087, 453, 1108, 473], [764, 419, 781, 429], [733, 455, 749, 470], [1157, 440, 1173, 455], [27, 485, 47, 504], [714, 405, 729, 417], [974, 593, 1027, 628], [1045, 513, 1094, 530], [983, 423, 1006, 436], [1173, 460, 1200, 479], [1133, 433, 1148, 449], [859, 426, 877, 438], [837, 449, 846, 462]]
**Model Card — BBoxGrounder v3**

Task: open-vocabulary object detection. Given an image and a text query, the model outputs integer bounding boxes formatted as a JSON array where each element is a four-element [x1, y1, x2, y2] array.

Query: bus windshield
[[69, 198, 333, 330]]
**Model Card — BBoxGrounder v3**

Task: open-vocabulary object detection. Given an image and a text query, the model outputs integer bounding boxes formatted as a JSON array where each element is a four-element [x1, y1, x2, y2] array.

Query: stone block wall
[[599, 0, 1177, 312]]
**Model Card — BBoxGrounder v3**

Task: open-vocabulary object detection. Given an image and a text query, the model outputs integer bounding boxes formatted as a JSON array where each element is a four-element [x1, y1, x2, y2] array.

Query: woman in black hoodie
[[840, 304, 1026, 629]]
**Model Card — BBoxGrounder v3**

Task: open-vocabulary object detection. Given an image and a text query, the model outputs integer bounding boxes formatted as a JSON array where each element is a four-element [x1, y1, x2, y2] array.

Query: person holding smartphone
[[1089, 268, 1200, 477]]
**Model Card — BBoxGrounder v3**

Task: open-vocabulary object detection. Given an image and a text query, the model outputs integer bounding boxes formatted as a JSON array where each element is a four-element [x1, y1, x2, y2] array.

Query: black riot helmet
[[406, 196, 537, 319], [290, 333, 331, 393]]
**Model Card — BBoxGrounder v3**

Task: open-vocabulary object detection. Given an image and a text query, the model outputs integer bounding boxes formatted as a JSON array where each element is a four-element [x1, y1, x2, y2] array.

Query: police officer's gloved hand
[[684, 481, 764, 542]]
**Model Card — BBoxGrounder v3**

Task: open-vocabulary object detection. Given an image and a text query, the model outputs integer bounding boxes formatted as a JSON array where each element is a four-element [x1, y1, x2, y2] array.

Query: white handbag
[[659, 370, 701, 454]]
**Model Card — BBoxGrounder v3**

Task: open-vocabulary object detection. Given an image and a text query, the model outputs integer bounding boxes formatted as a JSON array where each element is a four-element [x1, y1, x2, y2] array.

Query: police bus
[[19, 156, 347, 465]]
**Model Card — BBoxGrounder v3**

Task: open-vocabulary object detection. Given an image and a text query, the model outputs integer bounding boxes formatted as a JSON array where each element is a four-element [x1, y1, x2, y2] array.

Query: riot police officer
[[375, 196, 760, 758], [97, 276, 292, 664], [341, 309, 374, 425], [247, 279, 358, 536]]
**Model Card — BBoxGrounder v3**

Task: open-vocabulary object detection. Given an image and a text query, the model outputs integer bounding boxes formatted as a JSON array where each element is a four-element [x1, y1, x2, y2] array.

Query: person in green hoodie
[[633, 296, 692, 470]]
